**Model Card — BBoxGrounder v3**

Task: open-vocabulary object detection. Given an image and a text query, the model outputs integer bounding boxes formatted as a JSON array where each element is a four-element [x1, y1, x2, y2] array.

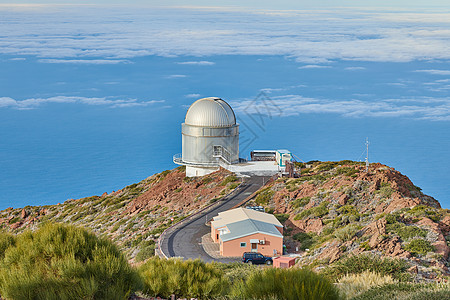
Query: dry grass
[[337, 271, 397, 299]]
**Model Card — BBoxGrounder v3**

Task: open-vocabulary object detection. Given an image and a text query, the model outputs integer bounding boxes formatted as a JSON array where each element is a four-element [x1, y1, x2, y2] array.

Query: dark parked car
[[242, 252, 273, 265]]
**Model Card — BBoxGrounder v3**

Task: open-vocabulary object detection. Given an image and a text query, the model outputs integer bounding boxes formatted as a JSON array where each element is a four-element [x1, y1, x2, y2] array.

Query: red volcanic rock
[[292, 218, 324, 234], [125, 169, 231, 215], [418, 217, 450, 259], [363, 218, 387, 248], [21, 208, 28, 219], [10, 221, 22, 230]]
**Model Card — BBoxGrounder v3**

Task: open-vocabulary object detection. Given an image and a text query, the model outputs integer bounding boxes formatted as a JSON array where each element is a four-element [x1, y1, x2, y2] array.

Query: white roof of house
[[211, 207, 282, 229], [220, 219, 283, 242]]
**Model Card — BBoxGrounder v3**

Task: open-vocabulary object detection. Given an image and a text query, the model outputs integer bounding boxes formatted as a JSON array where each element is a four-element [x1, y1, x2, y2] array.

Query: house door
[[251, 243, 258, 252]]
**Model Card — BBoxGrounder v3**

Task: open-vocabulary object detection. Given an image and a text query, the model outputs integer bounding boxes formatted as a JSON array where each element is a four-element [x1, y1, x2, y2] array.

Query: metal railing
[[212, 145, 232, 164]]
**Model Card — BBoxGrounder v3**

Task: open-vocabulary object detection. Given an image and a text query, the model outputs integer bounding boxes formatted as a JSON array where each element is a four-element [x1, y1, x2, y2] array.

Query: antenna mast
[[365, 138, 369, 172]]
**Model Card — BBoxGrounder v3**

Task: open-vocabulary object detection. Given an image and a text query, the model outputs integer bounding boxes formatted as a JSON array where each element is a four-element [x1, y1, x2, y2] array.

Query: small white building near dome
[[173, 97, 239, 177]]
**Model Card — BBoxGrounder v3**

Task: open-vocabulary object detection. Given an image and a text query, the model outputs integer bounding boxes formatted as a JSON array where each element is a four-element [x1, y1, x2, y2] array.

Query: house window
[[240, 242, 246, 247]]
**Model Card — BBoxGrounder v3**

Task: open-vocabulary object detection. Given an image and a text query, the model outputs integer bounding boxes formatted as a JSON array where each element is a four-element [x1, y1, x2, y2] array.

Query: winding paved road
[[160, 176, 267, 263]]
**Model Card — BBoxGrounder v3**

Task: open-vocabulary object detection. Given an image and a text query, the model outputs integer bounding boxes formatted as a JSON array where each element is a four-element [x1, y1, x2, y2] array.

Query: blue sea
[[0, 5, 449, 209]]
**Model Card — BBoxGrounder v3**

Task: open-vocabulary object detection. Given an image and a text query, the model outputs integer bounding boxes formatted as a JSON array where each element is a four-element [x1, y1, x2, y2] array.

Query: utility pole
[[365, 137, 369, 172]]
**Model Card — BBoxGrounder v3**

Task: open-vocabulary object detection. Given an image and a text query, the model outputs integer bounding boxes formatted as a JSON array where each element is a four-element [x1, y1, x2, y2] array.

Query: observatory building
[[173, 97, 239, 177]]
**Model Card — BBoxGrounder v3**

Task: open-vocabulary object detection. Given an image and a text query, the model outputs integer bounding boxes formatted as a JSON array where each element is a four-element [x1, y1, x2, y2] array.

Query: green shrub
[[8, 217, 20, 224], [386, 223, 427, 240], [353, 282, 450, 300], [135, 240, 156, 262], [293, 232, 316, 251], [335, 167, 359, 177], [202, 177, 213, 184], [214, 262, 258, 285], [139, 257, 227, 299], [403, 238, 435, 256], [220, 175, 238, 186], [228, 182, 240, 189], [294, 202, 329, 220], [321, 254, 411, 282], [334, 224, 359, 242], [0, 223, 141, 300], [274, 213, 290, 224], [292, 197, 311, 208], [255, 187, 275, 205], [376, 182, 395, 198], [407, 205, 442, 222], [231, 268, 340, 300], [0, 233, 15, 259]]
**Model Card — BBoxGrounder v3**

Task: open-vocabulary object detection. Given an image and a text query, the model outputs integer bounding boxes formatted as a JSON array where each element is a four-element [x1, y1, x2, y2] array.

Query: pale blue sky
[[0, 0, 449, 8]]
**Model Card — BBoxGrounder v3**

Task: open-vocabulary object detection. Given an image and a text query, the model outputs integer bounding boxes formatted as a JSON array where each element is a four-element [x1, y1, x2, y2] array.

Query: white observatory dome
[[185, 97, 236, 127]]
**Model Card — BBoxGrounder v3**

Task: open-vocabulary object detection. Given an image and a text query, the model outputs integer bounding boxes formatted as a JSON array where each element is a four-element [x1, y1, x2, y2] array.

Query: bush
[[353, 282, 450, 300], [294, 202, 329, 220], [321, 254, 411, 282], [334, 224, 359, 242], [0, 233, 15, 259], [255, 188, 275, 205], [0, 223, 141, 300], [231, 268, 340, 300], [139, 257, 227, 299], [386, 223, 427, 240], [274, 213, 290, 224], [135, 240, 156, 262], [293, 232, 316, 251], [220, 175, 238, 186], [337, 270, 396, 299], [291, 196, 311, 208], [403, 238, 435, 256], [375, 182, 395, 198]]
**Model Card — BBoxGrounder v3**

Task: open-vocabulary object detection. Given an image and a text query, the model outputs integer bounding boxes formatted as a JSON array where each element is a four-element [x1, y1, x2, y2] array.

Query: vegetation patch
[[0, 223, 141, 299], [403, 238, 435, 256], [293, 232, 316, 251], [291, 196, 311, 209], [255, 187, 275, 205], [321, 254, 411, 282], [386, 222, 427, 240], [139, 257, 227, 299], [294, 202, 329, 220], [375, 182, 395, 199], [220, 175, 238, 186], [231, 267, 340, 300]]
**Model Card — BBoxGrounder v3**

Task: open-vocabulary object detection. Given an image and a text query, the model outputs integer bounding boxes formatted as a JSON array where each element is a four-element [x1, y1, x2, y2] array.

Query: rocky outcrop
[[245, 161, 449, 281]]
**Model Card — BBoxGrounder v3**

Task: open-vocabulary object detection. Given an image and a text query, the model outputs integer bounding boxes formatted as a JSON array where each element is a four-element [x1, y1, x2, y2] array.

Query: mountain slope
[[0, 161, 449, 281], [247, 161, 449, 281]]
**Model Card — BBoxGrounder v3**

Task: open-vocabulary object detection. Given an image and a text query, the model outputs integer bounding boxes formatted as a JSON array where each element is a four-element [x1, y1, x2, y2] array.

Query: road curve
[[160, 176, 267, 263]]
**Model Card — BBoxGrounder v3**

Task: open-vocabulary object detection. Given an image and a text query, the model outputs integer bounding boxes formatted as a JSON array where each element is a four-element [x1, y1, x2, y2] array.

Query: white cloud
[[0, 6, 450, 63], [38, 59, 132, 64], [0, 96, 165, 109], [345, 66, 366, 71], [231, 95, 450, 121], [165, 74, 187, 79], [9, 57, 26, 61], [185, 93, 201, 98], [298, 65, 331, 69], [176, 61, 215, 65], [414, 69, 450, 75]]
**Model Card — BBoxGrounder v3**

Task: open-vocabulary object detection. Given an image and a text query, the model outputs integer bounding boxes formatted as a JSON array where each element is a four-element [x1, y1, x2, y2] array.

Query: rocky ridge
[[247, 161, 450, 281], [0, 160, 449, 281], [0, 166, 239, 262]]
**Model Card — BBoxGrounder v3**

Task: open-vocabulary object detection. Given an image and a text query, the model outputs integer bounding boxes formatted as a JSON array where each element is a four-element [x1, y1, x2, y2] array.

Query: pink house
[[211, 208, 283, 257]]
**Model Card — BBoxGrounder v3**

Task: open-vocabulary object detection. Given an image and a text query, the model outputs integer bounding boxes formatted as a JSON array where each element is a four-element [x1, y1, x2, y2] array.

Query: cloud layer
[[1, 5, 450, 63], [231, 95, 450, 121], [0, 96, 164, 109]]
